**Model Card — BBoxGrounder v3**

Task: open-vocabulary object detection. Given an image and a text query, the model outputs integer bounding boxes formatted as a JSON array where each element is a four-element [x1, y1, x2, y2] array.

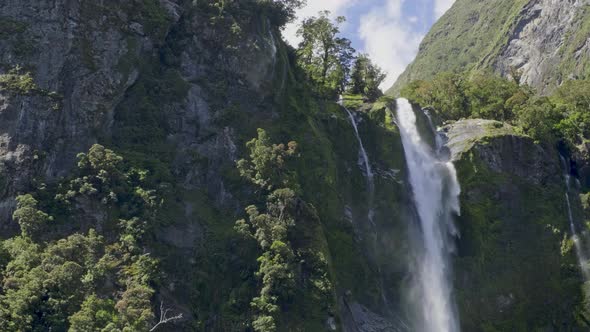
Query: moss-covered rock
[[447, 119, 585, 331]]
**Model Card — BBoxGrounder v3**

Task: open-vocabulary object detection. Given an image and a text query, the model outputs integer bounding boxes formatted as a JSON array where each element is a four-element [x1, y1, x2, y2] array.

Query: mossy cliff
[[446, 119, 585, 331], [389, 0, 590, 95], [0, 1, 413, 330], [0, 1, 588, 331]]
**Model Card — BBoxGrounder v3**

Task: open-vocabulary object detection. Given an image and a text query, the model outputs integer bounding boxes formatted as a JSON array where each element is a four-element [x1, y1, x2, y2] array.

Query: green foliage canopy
[[296, 11, 355, 98], [0, 145, 163, 332], [235, 129, 332, 332], [348, 54, 386, 102], [402, 72, 590, 146]]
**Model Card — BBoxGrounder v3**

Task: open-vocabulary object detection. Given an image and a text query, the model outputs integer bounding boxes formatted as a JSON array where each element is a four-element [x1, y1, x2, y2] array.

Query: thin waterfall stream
[[339, 99, 392, 311], [396, 98, 461, 332], [339, 99, 376, 226], [561, 156, 590, 279], [342, 105, 374, 179]]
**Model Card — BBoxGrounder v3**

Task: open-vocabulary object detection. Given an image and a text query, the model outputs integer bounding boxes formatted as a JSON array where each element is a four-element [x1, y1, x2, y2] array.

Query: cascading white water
[[561, 156, 590, 279], [396, 98, 461, 332], [339, 100, 376, 226], [342, 105, 374, 180], [424, 110, 444, 152], [339, 100, 393, 310]]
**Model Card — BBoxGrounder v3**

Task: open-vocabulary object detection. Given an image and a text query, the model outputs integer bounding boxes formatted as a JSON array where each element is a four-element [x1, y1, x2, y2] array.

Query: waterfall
[[341, 104, 374, 180], [339, 100, 375, 226], [561, 156, 590, 279], [424, 109, 444, 154], [396, 98, 461, 332], [339, 99, 393, 311]]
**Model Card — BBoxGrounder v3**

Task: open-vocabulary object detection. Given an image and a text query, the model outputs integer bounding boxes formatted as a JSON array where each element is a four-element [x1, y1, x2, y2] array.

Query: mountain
[[389, 0, 590, 95], [0, 1, 588, 331]]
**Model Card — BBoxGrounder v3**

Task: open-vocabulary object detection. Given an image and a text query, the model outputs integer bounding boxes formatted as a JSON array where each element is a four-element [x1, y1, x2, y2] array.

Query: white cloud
[[386, 0, 404, 19], [358, 0, 424, 89], [434, 0, 455, 19], [282, 0, 450, 90], [283, 0, 357, 47]]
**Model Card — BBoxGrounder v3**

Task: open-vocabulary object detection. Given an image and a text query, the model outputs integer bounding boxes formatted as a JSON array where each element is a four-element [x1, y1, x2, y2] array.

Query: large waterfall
[[396, 98, 461, 332]]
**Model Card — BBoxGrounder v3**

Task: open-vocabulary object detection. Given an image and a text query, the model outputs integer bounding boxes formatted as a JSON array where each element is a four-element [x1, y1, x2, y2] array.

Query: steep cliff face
[[0, 0, 283, 225], [490, 0, 590, 92], [0, 0, 181, 223], [445, 120, 583, 330], [0, 1, 587, 331], [390, 0, 590, 94], [0, 2, 413, 330]]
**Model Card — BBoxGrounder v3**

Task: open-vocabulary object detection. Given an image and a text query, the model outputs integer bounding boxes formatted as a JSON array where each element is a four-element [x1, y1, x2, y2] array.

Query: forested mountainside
[[0, 0, 589, 332], [389, 0, 590, 95]]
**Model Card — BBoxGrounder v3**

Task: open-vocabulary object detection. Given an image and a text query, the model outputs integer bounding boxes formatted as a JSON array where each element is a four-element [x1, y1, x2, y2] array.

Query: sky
[[283, 0, 456, 89]]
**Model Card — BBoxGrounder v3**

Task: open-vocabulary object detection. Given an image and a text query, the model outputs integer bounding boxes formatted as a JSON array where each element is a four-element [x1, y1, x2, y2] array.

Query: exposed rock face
[[0, 1, 587, 331], [167, 11, 279, 207], [445, 119, 582, 331], [0, 0, 177, 224], [445, 119, 560, 184], [341, 300, 407, 332], [390, 0, 590, 94], [492, 0, 590, 93], [0, 0, 281, 225], [0, 2, 334, 330]]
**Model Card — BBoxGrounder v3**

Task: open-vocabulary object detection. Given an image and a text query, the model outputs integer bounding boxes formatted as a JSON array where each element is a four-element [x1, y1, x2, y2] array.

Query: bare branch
[[150, 301, 184, 332]]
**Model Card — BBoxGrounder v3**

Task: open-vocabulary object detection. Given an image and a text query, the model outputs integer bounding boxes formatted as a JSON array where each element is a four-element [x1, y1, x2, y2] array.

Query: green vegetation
[[258, 0, 307, 27], [402, 72, 590, 147], [0, 67, 37, 95], [296, 11, 385, 101], [552, 80, 590, 146], [236, 129, 298, 191], [454, 145, 583, 331], [296, 11, 355, 98], [12, 195, 53, 239], [0, 145, 167, 331], [0, 17, 27, 36], [3, 0, 587, 330], [389, 0, 590, 94], [348, 54, 386, 102], [196, 0, 305, 40], [139, 0, 172, 38], [0, 66, 63, 110], [552, 5, 590, 83], [389, 0, 529, 94], [235, 129, 333, 331]]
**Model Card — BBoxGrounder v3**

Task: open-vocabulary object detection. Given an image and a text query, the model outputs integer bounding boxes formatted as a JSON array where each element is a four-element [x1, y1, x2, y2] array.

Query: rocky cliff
[[0, 1, 413, 330], [0, 0, 180, 223], [445, 119, 583, 330], [389, 0, 590, 95], [0, 1, 587, 331]]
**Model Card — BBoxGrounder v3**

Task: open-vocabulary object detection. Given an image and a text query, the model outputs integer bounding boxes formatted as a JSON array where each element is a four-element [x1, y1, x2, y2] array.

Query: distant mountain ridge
[[389, 0, 590, 95]]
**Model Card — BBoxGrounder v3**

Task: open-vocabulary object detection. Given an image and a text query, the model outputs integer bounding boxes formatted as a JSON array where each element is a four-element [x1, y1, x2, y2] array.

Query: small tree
[[349, 54, 386, 101], [552, 80, 590, 146], [69, 295, 118, 332], [13, 194, 52, 238], [235, 129, 301, 332], [401, 72, 470, 121], [258, 0, 306, 26], [237, 129, 298, 192], [514, 97, 562, 143], [297, 11, 355, 97]]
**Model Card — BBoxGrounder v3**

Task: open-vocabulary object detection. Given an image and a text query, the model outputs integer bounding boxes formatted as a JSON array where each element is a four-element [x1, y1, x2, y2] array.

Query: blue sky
[[283, 0, 456, 88]]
